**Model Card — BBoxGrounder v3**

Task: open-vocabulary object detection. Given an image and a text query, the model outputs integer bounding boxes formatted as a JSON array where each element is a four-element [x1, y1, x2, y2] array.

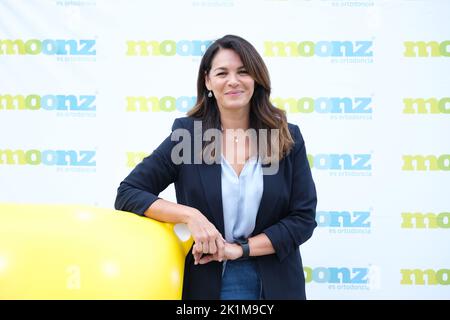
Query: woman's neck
[[219, 109, 250, 131]]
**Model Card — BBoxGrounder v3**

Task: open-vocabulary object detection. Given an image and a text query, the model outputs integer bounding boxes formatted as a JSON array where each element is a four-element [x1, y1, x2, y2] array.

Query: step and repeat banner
[[0, 0, 449, 299]]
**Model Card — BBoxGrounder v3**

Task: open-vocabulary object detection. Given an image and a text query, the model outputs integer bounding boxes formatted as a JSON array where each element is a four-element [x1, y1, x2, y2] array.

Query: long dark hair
[[187, 34, 294, 162]]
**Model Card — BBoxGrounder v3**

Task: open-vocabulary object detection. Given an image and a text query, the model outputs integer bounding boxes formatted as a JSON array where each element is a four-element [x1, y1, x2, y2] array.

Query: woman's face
[[205, 48, 255, 113]]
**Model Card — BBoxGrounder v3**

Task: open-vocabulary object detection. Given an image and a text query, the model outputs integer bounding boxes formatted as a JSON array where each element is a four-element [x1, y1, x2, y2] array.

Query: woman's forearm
[[248, 233, 275, 257], [144, 198, 196, 224]]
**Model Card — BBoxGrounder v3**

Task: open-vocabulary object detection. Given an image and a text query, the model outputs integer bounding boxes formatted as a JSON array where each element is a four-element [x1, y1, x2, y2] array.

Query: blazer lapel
[[253, 166, 279, 235], [197, 162, 225, 235]]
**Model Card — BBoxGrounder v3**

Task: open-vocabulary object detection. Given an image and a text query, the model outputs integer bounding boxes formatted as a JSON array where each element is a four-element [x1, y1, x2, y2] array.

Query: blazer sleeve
[[114, 118, 183, 216], [263, 124, 317, 262]]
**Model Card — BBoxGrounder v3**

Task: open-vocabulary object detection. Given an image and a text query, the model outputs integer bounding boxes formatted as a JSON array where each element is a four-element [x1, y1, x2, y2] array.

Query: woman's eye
[[239, 70, 248, 74], [216, 72, 226, 76]]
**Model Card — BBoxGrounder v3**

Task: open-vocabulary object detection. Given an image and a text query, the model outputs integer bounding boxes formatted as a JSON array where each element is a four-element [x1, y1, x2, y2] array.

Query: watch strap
[[236, 238, 250, 259]]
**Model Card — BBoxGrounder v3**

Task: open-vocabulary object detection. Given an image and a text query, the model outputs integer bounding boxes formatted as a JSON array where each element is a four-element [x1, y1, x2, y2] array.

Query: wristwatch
[[235, 238, 250, 259]]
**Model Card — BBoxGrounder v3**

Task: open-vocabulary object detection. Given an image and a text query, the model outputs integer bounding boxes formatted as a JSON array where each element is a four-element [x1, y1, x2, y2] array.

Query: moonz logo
[[0, 39, 96, 55], [404, 41, 450, 57], [126, 40, 213, 56], [401, 212, 449, 229], [403, 98, 450, 114], [264, 41, 373, 57], [308, 153, 372, 176], [304, 266, 375, 290], [0, 149, 96, 166], [402, 154, 450, 171], [400, 269, 450, 285], [317, 210, 371, 234], [272, 97, 372, 117], [305, 267, 368, 284], [0, 94, 96, 111], [126, 96, 195, 112]]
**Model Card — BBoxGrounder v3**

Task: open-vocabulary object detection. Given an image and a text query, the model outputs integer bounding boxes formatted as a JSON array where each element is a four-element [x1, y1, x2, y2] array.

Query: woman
[[115, 35, 317, 300]]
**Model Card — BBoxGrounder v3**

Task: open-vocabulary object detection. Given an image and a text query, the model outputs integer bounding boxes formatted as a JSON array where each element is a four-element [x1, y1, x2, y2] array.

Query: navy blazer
[[115, 116, 317, 300]]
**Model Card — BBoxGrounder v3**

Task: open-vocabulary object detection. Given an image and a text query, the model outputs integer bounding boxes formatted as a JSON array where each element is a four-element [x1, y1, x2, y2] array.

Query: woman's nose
[[227, 73, 239, 86]]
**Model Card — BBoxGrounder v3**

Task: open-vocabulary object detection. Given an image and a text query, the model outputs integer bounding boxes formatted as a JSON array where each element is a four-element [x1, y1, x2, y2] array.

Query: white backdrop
[[1, 0, 449, 299]]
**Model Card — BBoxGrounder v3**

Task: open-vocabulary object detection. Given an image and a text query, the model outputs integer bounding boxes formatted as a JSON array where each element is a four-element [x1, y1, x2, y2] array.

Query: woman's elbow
[[114, 182, 129, 211]]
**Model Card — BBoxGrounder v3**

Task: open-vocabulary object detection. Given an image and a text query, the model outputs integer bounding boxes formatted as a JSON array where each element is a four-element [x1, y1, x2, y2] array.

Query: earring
[[208, 91, 213, 98]]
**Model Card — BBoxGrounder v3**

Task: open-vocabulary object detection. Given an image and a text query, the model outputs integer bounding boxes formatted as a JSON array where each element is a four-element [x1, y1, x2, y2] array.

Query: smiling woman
[[115, 35, 317, 300]]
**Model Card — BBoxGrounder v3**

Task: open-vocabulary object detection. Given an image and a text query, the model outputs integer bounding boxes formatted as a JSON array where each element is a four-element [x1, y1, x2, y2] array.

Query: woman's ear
[[205, 72, 211, 91]]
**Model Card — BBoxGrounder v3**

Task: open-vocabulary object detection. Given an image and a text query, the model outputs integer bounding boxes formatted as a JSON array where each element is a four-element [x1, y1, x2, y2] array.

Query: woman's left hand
[[195, 242, 243, 265]]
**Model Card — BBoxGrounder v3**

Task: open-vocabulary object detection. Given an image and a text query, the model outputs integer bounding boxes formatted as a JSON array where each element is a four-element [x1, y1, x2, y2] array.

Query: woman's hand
[[195, 242, 243, 265], [185, 208, 226, 264]]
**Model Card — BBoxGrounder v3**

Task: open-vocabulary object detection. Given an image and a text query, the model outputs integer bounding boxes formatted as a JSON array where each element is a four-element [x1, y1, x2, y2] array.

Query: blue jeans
[[220, 259, 263, 300]]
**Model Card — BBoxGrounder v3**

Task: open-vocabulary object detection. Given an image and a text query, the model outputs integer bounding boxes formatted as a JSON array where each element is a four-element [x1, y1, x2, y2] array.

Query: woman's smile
[[225, 90, 244, 96]]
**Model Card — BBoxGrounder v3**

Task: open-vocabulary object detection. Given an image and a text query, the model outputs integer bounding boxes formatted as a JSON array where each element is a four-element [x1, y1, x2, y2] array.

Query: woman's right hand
[[185, 208, 225, 265]]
